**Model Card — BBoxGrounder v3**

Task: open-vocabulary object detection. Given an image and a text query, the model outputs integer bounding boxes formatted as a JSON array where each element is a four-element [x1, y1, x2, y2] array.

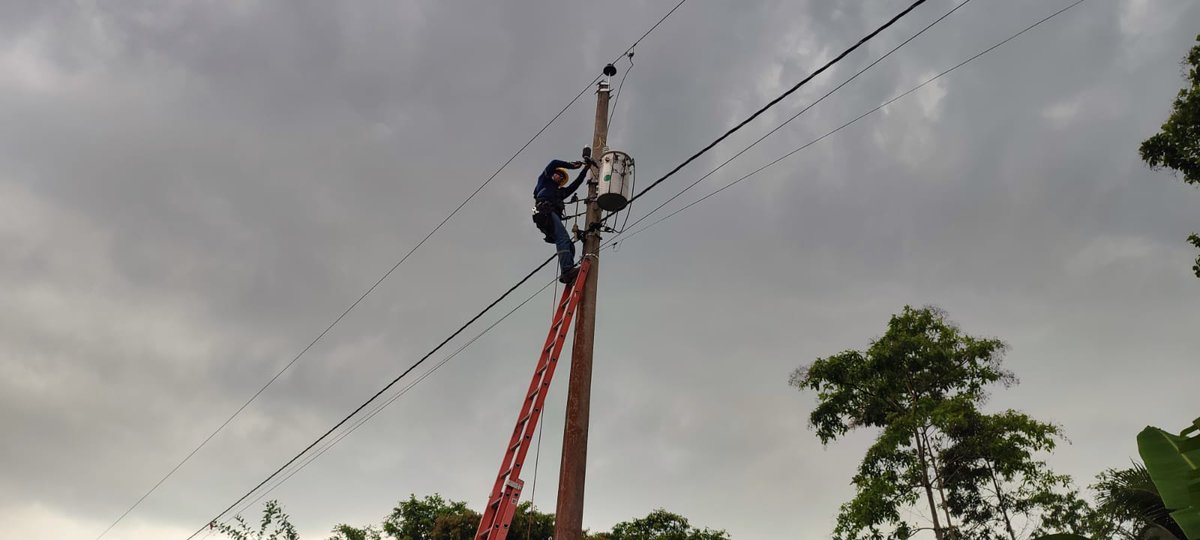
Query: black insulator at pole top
[[603, 63, 617, 77]]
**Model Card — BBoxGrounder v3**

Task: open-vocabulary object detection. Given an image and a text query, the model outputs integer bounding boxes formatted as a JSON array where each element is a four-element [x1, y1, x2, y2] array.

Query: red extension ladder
[[474, 259, 591, 540]]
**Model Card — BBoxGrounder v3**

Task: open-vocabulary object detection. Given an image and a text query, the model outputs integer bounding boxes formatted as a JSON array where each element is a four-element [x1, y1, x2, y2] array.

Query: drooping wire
[[524, 266, 558, 540], [214, 238, 631, 529], [185, 255, 557, 539], [217, 241, 625, 528], [530, 267, 558, 509], [614, 0, 1090, 248], [571, 197, 582, 235], [603, 51, 638, 233], [220, 276, 561, 527], [624, 0, 930, 207], [608, 51, 635, 129], [615, 163, 637, 235]]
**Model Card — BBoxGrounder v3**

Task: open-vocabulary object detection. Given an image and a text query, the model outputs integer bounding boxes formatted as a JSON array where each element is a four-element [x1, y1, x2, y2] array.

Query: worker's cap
[[554, 167, 570, 186]]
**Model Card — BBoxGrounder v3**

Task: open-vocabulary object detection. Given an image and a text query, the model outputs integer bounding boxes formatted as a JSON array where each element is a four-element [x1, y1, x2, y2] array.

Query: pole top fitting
[[597, 79, 610, 94]]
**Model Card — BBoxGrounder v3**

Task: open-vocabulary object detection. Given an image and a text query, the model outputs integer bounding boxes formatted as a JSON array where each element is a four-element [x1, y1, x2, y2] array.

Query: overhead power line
[[206, 0, 1092, 533], [183, 2, 938, 534], [184, 2, 935, 534], [95, 3, 692, 539], [223, 276, 562, 527], [615, 0, 974, 238], [185, 255, 556, 540], [625, 0, 931, 206], [615, 0, 1091, 247]]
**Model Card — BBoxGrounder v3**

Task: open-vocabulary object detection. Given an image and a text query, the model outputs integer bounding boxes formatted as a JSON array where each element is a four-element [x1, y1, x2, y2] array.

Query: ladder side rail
[[504, 263, 589, 476], [499, 262, 589, 493], [481, 281, 575, 502], [475, 261, 592, 540]]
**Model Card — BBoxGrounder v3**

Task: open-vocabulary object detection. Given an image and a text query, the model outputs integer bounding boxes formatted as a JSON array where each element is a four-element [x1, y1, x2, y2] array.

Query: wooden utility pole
[[554, 73, 611, 540]]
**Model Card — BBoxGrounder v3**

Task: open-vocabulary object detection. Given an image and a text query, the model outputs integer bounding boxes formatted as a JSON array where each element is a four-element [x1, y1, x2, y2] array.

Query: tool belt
[[532, 199, 562, 238], [533, 199, 564, 217]]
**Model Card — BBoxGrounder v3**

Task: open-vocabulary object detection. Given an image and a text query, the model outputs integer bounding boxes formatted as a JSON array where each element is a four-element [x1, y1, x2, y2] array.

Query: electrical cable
[[183, 0, 952, 532], [624, 0, 930, 206], [615, 0, 1089, 248], [220, 276, 560, 526], [201, 0, 1090, 532], [608, 52, 635, 129], [98, 2, 695, 538], [615, 0, 973, 238], [185, 255, 556, 539], [213, 236, 626, 528]]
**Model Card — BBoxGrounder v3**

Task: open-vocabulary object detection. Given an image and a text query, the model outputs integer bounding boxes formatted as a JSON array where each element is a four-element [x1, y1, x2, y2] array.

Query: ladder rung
[[526, 386, 540, 400]]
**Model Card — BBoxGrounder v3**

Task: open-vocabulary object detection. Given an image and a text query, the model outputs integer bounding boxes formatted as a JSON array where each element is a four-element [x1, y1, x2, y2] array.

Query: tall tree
[[588, 509, 730, 540], [791, 306, 1076, 540], [1138, 34, 1200, 278], [383, 494, 472, 540]]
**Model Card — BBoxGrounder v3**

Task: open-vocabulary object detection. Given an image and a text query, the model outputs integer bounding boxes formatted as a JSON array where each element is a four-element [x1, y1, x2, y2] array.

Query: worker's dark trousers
[[547, 212, 575, 275], [534, 202, 575, 276]]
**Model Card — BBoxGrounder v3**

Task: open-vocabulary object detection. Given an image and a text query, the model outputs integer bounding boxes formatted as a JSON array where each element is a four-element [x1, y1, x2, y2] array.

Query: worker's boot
[[558, 265, 580, 284]]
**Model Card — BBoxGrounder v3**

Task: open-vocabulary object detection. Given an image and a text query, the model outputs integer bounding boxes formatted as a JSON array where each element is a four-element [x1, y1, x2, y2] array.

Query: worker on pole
[[532, 158, 590, 283]]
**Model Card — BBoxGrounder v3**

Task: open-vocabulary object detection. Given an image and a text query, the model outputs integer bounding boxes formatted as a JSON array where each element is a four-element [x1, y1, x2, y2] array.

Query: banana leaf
[[1138, 418, 1200, 540]]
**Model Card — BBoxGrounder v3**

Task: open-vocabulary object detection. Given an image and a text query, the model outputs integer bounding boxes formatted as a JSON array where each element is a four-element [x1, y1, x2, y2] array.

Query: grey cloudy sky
[[2, 0, 1198, 539]]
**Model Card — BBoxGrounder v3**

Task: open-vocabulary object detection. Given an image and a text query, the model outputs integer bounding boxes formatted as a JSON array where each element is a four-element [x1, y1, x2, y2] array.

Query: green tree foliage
[[329, 524, 383, 540], [509, 502, 555, 540], [214, 500, 300, 540], [1190, 235, 1200, 279], [218, 497, 713, 540], [428, 509, 480, 540], [382, 494, 473, 540], [940, 410, 1093, 540], [379, 494, 553, 540], [1090, 464, 1186, 540], [588, 509, 730, 540], [791, 306, 1080, 540], [1140, 35, 1200, 185], [1138, 34, 1200, 278]]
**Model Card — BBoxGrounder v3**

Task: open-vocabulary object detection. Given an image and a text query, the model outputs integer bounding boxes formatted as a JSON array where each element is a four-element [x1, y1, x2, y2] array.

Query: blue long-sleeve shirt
[[533, 159, 588, 205]]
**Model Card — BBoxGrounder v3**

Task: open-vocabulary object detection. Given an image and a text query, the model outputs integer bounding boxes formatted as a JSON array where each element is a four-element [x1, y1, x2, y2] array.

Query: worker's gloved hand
[[570, 160, 584, 168]]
